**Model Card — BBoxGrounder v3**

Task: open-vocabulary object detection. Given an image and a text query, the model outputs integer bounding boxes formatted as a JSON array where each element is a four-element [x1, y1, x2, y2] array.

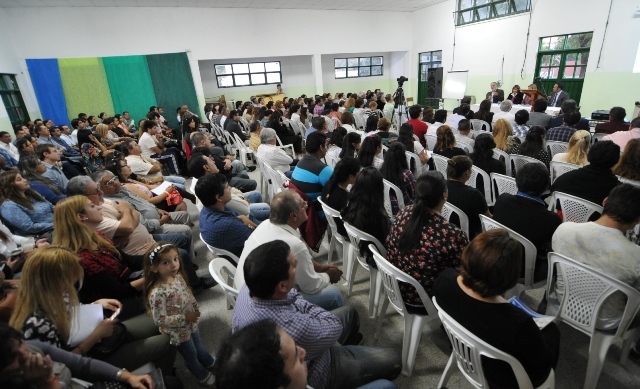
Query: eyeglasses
[[88, 184, 101, 195], [300, 202, 309, 210], [105, 176, 119, 186]]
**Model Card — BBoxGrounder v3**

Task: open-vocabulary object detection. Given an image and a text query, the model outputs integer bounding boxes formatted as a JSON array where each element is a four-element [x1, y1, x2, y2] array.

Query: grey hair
[[66, 176, 95, 196], [270, 190, 301, 225], [260, 127, 277, 144], [500, 100, 513, 112], [90, 170, 111, 184], [191, 132, 207, 147]]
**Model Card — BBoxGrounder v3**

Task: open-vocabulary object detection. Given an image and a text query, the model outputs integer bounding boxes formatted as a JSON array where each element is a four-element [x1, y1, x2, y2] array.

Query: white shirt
[[0, 140, 20, 160], [71, 129, 79, 143], [444, 114, 466, 130], [60, 133, 77, 147], [220, 115, 227, 128], [291, 113, 301, 123], [126, 154, 160, 178], [455, 134, 475, 149], [0, 221, 34, 258], [257, 143, 293, 173], [138, 132, 158, 159], [492, 111, 516, 126], [427, 121, 443, 136], [234, 221, 330, 294]]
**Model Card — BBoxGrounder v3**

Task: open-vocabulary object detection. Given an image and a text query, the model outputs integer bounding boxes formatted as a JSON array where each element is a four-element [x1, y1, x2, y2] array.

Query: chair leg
[[583, 332, 615, 389], [342, 242, 351, 286], [619, 328, 640, 365], [402, 314, 425, 376], [375, 297, 390, 340], [347, 253, 358, 297], [437, 353, 456, 389], [368, 269, 383, 319], [328, 236, 335, 263]]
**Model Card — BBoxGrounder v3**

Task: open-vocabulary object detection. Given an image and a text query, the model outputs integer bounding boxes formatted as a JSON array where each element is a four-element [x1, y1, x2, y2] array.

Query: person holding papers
[[433, 229, 560, 388]]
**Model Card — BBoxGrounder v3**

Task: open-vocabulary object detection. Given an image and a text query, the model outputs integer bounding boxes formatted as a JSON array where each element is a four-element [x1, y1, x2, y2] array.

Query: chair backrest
[[382, 178, 406, 217], [343, 222, 387, 271], [479, 215, 540, 290], [619, 177, 640, 187], [426, 134, 438, 151], [433, 297, 541, 389], [412, 134, 420, 142], [200, 232, 241, 264], [591, 132, 607, 145], [510, 155, 546, 176], [431, 154, 449, 179], [317, 196, 340, 237], [545, 141, 568, 157], [549, 160, 580, 184], [491, 148, 512, 176], [369, 245, 438, 317], [458, 142, 472, 154], [470, 119, 490, 133], [440, 202, 470, 238], [325, 153, 339, 168], [208, 258, 239, 307], [490, 173, 518, 198], [547, 191, 603, 223], [465, 165, 493, 205], [547, 252, 640, 339], [265, 163, 288, 195], [405, 151, 424, 176]]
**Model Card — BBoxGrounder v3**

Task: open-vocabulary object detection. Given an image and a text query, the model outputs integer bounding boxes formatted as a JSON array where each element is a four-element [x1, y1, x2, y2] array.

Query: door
[[418, 51, 442, 109]]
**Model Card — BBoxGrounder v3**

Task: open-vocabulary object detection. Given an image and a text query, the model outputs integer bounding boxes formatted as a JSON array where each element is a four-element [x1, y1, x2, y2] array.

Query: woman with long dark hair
[[341, 167, 389, 266], [512, 125, 551, 169], [358, 134, 383, 169], [0, 171, 54, 236], [364, 115, 379, 134], [474, 99, 494, 131], [386, 171, 468, 313], [470, 133, 506, 176], [327, 127, 347, 159], [17, 155, 66, 205], [339, 132, 361, 159], [267, 110, 302, 154], [381, 142, 415, 215], [321, 157, 361, 236]]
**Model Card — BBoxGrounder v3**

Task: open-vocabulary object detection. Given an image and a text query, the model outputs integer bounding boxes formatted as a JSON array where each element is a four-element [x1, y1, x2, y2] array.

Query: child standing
[[144, 242, 215, 387]]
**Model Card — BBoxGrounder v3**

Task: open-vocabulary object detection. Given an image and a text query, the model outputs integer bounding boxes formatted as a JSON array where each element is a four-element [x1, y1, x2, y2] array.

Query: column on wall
[[311, 54, 324, 96]]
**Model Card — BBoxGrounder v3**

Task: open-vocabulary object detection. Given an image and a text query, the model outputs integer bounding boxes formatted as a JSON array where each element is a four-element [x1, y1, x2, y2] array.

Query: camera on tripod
[[396, 76, 408, 87]]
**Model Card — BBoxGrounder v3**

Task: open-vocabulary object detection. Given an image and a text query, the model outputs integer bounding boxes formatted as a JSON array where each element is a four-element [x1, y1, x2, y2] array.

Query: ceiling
[[0, 0, 447, 12]]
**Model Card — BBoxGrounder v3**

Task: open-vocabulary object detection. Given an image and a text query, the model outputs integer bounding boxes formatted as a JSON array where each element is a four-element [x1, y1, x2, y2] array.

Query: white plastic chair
[[549, 160, 580, 184], [325, 153, 339, 168], [232, 133, 253, 167], [433, 297, 555, 389], [275, 134, 295, 156], [510, 155, 546, 177], [492, 148, 512, 177], [200, 232, 241, 265], [490, 173, 518, 198], [547, 191, 603, 223], [458, 142, 473, 154], [208, 258, 239, 310], [252, 153, 270, 201], [343, 222, 385, 319], [470, 119, 490, 133], [591, 132, 607, 145], [382, 178, 406, 217], [412, 134, 420, 142], [263, 162, 288, 200], [431, 154, 449, 179], [440, 202, 470, 238], [425, 134, 438, 151], [465, 165, 493, 205], [405, 151, 425, 177], [369, 245, 440, 377], [546, 252, 640, 389], [317, 197, 348, 265], [619, 177, 640, 187], [479, 215, 543, 298], [545, 141, 568, 157]]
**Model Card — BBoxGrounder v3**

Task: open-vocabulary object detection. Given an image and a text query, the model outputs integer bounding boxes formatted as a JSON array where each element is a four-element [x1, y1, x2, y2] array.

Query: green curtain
[[58, 57, 114, 121], [146, 52, 200, 129], [103, 55, 157, 124]]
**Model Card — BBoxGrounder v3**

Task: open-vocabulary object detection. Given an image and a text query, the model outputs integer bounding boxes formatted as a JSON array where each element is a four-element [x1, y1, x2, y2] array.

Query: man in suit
[[490, 82, 504, 103], [548, 82, 569, 108], [548, 99, 590, 131]]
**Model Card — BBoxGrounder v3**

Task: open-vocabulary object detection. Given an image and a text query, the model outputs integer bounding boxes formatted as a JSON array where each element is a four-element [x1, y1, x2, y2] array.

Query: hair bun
[[447, 159, 456, 166]]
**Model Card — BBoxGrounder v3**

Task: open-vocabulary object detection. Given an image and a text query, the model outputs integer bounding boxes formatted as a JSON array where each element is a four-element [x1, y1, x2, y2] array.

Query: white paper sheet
[[151, 181, 172, 195], [68, 304, 104, 348]]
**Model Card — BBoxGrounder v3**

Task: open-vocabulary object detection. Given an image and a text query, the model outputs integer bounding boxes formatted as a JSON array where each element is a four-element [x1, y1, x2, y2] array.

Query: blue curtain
[[26, 59, 70, 126]]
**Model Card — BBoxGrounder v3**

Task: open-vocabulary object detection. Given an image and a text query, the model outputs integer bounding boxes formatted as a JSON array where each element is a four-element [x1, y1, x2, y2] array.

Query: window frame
[[455, 0, 531, 26], [419, 50, 443, 82], [214, 61, 282, 88], [0, 74, 30, 128], [535, 32, 593, 81], [334, 56, 384, 79]]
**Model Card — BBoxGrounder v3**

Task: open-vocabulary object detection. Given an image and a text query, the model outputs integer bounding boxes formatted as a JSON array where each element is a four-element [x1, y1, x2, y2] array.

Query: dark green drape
[[103, 55, 157, 124], [146, 52, 200, 129]]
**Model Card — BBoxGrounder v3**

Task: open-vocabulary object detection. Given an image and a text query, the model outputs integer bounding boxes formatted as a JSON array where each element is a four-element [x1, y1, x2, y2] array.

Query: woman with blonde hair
[[613, 138, 640, 182], [94, 123, 122, 150], [243, 104, 254, 123], [345, 97, 356, 113], [433, 125, 466, 158], [493, 118, 519, 154], [9, 246, 175, 374], [552, 129, 591, 166]]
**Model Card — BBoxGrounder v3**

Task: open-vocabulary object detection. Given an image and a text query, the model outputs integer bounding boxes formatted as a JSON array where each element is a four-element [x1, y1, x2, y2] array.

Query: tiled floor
[[176, 172, 640, 389]]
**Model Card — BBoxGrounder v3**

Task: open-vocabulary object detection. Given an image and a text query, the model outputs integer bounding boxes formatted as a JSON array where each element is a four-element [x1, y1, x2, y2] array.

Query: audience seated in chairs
[[9, 247, 177, 376], [232, 240, 401, 389], [511, 126, 551, 169], [257, 127, 295, 174], [321, 157, 361, 237], [358, 134, 384, 169], [474, 100, 495, 132], [18, 155, 67, 205], [433, 125, 466, 159], [547, 110, 582, 143], [552, 129, 591, 166], [550, 140, 620, 205], [326, 126, 347, 159], [121, 138, 188, 190], [386, 171, 468, 314], [291, 132, 333, 214], [269, 110, 302, 154], [381, 142, 416, 215], [433, 229, 560, 388], [548, 99, 591, 131], [526, 98, 552, 128], [234, 190, 343, 311], [470, 133, 506, 176], [138, 119, 183, 176], [446, 155, 491, 239], [493, 163, 562, 282], [0, 170, 54, 237]]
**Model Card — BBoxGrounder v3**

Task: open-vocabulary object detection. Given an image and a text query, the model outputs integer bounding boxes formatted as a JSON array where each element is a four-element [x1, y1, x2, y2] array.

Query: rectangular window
[[214, 61, 282, 88], [0, 74, 30, 127], [334, 56, 383, 79], [537, 32, 592, 80], [455, 0, 530, 26], [419, 51, 443, 82]]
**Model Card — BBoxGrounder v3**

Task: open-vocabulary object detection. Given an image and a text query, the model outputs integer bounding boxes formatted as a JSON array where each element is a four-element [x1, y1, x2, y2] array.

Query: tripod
[[392, 85, 408, 124]]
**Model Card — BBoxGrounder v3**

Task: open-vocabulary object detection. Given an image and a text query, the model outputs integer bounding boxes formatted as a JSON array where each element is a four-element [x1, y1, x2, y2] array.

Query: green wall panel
[[103, 55, 157, 124]]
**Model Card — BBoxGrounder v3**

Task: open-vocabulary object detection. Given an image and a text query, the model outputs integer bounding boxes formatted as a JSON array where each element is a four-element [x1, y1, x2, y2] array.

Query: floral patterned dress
[[81, 143, 106, 173], [385, 206, 469, 310], [148, 274, 199, 346]]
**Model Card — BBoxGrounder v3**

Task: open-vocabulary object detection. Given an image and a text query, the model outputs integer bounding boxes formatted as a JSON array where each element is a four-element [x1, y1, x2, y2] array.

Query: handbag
[[90, 322, 127, 356], [165, 189, 183, 206]]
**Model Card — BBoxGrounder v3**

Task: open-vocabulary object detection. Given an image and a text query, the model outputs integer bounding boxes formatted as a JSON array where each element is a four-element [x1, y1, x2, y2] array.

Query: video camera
[[396, 76, 408, 87]]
